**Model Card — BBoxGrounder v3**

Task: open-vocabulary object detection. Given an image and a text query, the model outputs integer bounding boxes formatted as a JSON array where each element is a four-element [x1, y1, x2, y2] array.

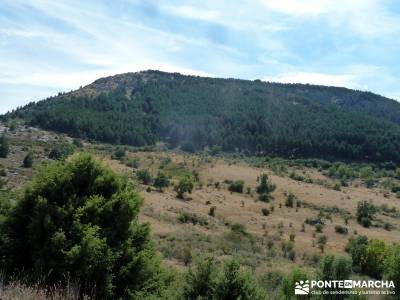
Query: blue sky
[[1, 0, 400, 113]]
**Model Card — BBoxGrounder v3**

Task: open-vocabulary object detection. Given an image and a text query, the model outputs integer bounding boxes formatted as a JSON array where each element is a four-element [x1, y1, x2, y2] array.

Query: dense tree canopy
[[6, 70, 400, 163], [0, 153, 165, 299]]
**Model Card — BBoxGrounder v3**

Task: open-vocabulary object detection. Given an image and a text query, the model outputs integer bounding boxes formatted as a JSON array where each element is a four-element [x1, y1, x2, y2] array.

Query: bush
[[256, 174, 276, 201], [345, 235, 368, 272], [228, 180, 244, 193], [48, 142, 75, 160], [261, 208, 270, 216], [317, 235, 327, 253], [356, 200, 376, 228], [183, 257, 267, 300], [230, 223, 247, 235], [153, 171, 170, 191], [113, 147, 126, 160], [285, 193, 296, 208], [136, 168, 152, 185], [22, 151, 34, 168], [178, 212, 208, 226], [362, 239, 387, 279], [126, 157, 140, 168], [0, 153, 165, 299], [175, 176, 194, 199], [384, 243, 400, 296], [334, 225, 348, 235], [281, 268, 308, 299], [318, 255, 352, 294], [0, 135, 10, 158], [315, 224, 324, 233]]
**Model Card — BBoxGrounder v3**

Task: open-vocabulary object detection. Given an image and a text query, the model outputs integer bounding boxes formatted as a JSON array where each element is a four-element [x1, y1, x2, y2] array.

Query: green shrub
[[285, 193, 296, 208], [362, 239, 387, 279], [48, 142, 75, 160], [281, 268, 308, 299], [136, 168, 152, 185], [261, 208, 270, 216], [256, 174, 276, 202], [22, 151, 34, 168], [334, 225, 348, 235], [356, 200, 376, 228], [178, 212, 208, 226], [175, 176, 194, 199], [153, 171, 170, 191], [384, 243, 400, 296], [0, 135, 9, 158], [183, 257, 267, 300], [228, 180, 244, 193], [0, 153, 165, 299], [345, 235, 368, 273], [113, 147, 126, 160]]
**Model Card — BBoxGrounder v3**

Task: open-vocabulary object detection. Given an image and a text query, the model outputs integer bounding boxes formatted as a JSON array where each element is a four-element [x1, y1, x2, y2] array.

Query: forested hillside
[[5, 70, 400, 162]]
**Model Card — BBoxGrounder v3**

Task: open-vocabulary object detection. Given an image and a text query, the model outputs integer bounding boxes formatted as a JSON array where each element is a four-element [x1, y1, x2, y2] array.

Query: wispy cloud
[[0, 0, 399, 113]]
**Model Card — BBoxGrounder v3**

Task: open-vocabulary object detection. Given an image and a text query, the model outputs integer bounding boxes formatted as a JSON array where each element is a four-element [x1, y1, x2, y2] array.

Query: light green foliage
[[345, 235, 368, 273], [137, 168, 152, 185], [113, 147, 126, 160], [175, 176, 194, 199], [48, 142, 75, 160], [317, 255, 352, 299], [384, 243, 400, 296], [281, 268, 308, 300], [0, 153, 165, 299], [362, 239, 387, 279], [359, 166, 375, 187], [183, 257, 267, 300]]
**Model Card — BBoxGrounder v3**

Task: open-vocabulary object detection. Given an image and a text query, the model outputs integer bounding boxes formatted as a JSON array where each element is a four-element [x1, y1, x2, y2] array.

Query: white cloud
[[260, 0, 330, 16], [161, 4, 221, 22]]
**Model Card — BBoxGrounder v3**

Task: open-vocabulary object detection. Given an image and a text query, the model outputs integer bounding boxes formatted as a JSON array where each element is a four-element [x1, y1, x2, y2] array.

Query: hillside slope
[[5, 70, 400, 162]]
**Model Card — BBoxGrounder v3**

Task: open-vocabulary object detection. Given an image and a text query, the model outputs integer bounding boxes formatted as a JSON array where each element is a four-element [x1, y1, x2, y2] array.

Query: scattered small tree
[[256, 174, 276, 202], [345, 235, 368, 273], [22, 151, 34, 168], [281, 268, 308, 299], [384, 243, 400, 296], [153, 171, 169, 191], [356, 200, 376, 228], [175, 176, 194, 199], [261, 208, 270, 216], [362, 239, 387, 279], [137, 168, 152, 185], [285, 193, 295, 208], [113, 147, 126, 160], [317, 235, 327, 253], [0, 135, 10, 158], [228, 180, 244, 193]]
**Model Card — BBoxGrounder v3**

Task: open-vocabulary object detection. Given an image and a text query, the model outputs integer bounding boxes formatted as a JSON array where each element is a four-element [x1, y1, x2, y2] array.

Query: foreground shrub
[[384, 243, 400, 296], [183, 257, 267, 300], [0, 153, 165, 299], [345, 235, 368, 273]]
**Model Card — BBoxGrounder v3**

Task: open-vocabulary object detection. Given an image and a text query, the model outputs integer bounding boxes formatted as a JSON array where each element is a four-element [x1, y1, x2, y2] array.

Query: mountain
[[5, 70, 400, 163]]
